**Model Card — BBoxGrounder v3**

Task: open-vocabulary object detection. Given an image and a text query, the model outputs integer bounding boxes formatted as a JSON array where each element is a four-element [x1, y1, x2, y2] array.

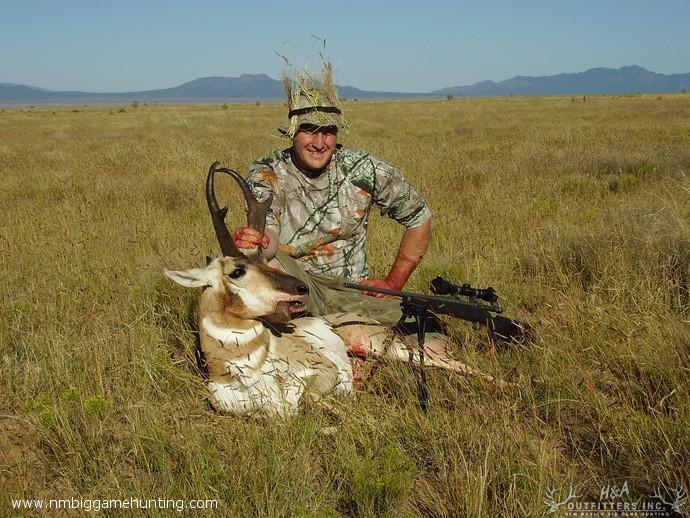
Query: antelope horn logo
[[543, 486, 577, 513], [651, 486, 688, 513]]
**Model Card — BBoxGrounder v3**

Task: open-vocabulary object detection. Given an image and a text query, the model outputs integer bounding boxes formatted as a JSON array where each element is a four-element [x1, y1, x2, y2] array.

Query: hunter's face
[[291, 124, 338, 175]]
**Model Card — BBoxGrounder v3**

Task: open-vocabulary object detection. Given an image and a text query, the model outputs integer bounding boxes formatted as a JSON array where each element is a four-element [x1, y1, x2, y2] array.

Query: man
[[229, 65, 453, 382], [232, 67, 433, 307]]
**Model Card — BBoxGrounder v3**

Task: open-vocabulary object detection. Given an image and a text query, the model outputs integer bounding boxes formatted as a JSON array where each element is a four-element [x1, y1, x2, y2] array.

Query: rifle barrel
[[344, 282, 418, 298], [344, 282, 531, 342], [344, 282, 495, 319]]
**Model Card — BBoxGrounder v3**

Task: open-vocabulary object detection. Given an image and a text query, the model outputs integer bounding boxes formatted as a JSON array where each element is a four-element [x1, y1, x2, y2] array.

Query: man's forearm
[[385, 218, 432, 289]]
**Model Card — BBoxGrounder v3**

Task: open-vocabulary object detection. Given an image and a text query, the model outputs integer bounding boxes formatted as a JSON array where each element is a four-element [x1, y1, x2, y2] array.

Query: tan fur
[[165, 257, 352, 418], [324, 313, 504, 386]]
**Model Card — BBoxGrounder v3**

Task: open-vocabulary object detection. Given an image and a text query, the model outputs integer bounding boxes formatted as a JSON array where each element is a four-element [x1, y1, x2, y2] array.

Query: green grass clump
[[1, 95, 689, 516]]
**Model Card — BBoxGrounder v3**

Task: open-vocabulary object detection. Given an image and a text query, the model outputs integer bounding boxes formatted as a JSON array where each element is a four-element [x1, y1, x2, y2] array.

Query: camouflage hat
[[279, 62, 347, 138]]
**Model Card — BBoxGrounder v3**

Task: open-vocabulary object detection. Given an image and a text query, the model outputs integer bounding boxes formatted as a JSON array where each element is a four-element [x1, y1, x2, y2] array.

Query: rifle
[[344, 276, 531, 411], [344, 276, 531, 343]]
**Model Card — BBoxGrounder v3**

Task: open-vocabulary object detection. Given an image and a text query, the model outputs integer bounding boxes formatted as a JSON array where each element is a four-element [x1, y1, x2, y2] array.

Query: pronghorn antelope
[[165, 163, 497, 418]]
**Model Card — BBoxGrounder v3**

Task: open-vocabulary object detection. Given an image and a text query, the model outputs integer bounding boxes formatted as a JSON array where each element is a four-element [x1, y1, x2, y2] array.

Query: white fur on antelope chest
[[201, 317, 267, 382], [288, 317, 353, 393], [201, 316, 353, 416]]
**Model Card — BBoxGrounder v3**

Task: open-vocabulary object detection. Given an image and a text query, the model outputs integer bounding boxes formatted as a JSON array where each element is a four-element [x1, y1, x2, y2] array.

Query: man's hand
[[359, 278, 401, 298], [232, 227, 270, 250]]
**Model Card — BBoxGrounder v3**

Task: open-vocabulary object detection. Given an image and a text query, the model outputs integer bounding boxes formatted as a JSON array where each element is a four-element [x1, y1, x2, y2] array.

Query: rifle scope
[[430, 276, 498, 304]]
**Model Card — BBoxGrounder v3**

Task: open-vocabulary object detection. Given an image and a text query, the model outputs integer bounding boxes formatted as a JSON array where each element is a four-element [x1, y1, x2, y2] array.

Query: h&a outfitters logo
[[544, 481, 687, 517]]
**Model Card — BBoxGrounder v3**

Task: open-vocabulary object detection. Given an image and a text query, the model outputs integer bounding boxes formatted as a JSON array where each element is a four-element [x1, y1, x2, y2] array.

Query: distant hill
[[432, 65, 690, 96], [132, 74, 284, 99], [133, 75, 420, 100], [0, 73, 421, 104], [2, 66, 689, 104]]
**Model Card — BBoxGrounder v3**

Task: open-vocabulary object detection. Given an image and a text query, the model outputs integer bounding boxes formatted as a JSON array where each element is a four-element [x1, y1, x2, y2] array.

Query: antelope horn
[[205, 161, 273, 257]]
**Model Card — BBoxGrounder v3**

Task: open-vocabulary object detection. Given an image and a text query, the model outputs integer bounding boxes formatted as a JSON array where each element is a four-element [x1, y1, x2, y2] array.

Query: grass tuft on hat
[[280, 61, 348, 139]]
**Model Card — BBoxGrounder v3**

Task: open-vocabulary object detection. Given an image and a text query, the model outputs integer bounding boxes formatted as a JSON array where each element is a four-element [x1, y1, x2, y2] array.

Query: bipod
[[395, 297, 431, 412]]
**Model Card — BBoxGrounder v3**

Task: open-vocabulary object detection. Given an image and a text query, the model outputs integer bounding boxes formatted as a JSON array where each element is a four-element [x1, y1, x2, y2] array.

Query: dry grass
[[1, 95, 689, 516]]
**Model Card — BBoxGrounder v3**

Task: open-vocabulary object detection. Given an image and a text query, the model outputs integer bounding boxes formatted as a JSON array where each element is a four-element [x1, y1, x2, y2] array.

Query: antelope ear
[[164, 267, 213, 288], [205, 255, 213, 266]]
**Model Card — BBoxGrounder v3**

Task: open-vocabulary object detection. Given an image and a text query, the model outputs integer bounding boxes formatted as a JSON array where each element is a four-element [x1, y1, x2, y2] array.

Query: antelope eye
[[227, 268, 246, 279]]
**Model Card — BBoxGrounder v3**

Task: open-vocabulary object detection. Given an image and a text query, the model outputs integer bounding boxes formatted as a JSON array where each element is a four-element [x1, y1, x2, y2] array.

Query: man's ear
[[164, 267, 213, 288]]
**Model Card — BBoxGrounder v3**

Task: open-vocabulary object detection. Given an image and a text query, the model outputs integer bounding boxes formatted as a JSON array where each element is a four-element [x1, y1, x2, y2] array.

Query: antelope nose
[[296, 282, 309, 295]]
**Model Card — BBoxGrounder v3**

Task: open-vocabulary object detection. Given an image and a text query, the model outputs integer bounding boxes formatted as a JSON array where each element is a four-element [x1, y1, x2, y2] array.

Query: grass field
[[1, 95, 689, 516]]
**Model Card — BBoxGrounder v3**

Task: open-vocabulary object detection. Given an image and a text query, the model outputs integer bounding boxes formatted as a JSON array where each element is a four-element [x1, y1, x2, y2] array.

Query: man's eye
[[227, 268, 246, 279]]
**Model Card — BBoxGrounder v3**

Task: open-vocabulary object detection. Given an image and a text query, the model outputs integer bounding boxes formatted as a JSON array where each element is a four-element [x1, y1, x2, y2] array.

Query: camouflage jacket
[[246, 145, 431, 281]]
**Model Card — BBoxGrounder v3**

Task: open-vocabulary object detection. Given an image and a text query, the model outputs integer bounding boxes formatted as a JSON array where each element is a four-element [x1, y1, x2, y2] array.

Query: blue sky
[[2, 0, 689, 93]]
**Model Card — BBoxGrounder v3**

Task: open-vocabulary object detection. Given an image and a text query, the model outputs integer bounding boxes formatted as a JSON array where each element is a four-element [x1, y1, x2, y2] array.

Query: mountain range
[[2, 66, 688, 104]]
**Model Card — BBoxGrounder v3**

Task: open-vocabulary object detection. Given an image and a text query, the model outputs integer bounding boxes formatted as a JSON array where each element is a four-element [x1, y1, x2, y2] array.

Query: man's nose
[[311, 132, 326, 147]]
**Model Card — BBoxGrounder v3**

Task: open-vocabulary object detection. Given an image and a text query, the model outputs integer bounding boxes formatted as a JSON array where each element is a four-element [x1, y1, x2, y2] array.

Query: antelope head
[[165, 162, 308, 322]]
